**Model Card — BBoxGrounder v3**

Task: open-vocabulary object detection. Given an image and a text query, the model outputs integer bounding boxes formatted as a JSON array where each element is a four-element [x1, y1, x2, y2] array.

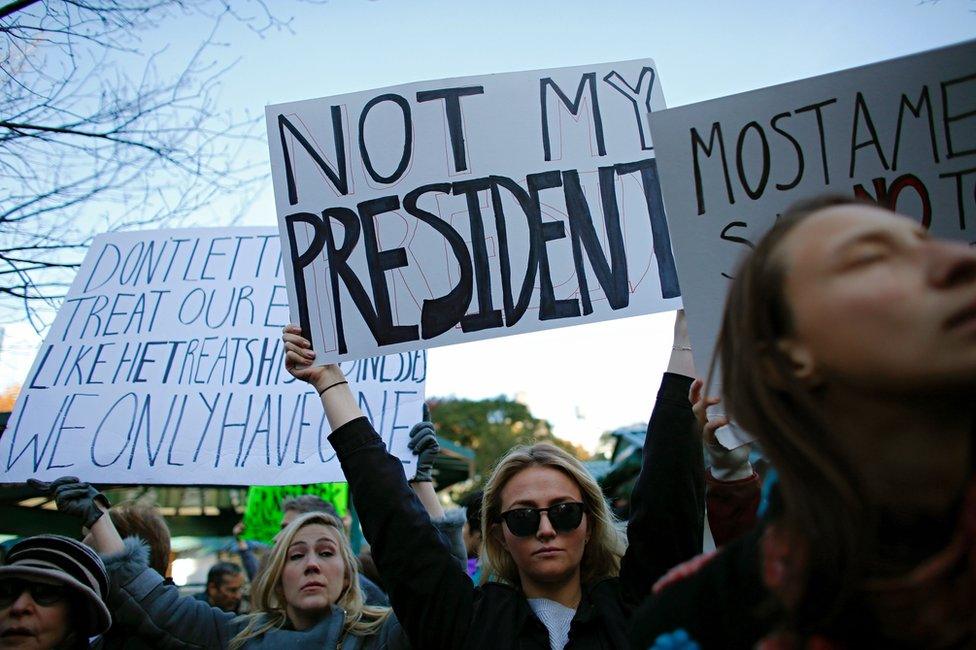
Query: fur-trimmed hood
[[101, 536, 151, 586]]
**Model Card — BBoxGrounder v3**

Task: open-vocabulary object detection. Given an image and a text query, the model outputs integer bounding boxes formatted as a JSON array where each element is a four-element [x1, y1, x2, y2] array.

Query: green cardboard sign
[[242, 483, 349, 544]]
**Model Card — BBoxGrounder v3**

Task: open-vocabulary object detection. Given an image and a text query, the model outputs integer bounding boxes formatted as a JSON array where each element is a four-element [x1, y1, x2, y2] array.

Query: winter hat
[[0, 534, 112, 636]]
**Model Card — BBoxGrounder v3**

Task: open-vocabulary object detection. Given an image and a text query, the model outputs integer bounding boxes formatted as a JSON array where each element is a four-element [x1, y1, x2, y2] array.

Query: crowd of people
[[1, 195, 973, 648]]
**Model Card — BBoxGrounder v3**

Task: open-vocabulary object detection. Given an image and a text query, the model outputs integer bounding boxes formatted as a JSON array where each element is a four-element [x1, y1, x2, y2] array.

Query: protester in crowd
[[404, 420, 469, 569], [235, 464, 460, 607], [194, 561, 245, 614], [34, 478, 410, 649], [282, 308, 723, 650], [87, 503, 176, 649], [280, 495, 340, 529], [231, 521, 263, 583], [106, 504, 172, 578], [275, 495, 392, 607], [632, 195, 976, 648], [0, 534, 112, 649], [228, 495, 342, 582], [689, 380, 761, 546], [460, 490, 484, 582]]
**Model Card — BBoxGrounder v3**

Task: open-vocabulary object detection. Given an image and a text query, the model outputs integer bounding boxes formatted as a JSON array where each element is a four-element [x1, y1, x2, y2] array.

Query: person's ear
[[776, 339, 821, 385]]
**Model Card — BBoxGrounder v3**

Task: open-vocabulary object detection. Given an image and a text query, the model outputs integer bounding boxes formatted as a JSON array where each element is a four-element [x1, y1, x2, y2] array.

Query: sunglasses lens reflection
[[501, 503, 584, 537], [504, 509, 540, 537]]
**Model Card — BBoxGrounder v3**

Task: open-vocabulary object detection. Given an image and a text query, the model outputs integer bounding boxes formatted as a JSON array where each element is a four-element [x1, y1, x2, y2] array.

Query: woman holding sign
[[32, 477, 408, 649], [634, 196, 976, 647], [281, 309, 717, 650], [32, 450, 466, 649]]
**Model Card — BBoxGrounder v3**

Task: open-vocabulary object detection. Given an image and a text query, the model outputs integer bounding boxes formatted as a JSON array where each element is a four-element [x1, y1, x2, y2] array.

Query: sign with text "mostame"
[[650, 40, 976, 448]]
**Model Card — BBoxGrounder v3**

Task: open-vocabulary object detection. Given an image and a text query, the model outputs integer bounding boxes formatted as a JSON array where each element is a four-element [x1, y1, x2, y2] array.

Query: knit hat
[[0, 535, 112, 637]]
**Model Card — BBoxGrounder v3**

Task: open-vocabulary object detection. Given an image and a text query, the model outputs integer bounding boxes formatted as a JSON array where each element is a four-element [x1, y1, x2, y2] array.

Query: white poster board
[[0, 228, 425, 485], [650, 40, 976, 445], [266, 60, 682, 364]]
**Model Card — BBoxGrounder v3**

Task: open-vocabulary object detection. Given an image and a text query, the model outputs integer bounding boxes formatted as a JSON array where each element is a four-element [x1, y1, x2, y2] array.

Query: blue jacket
[[101, 537, 410, 649]]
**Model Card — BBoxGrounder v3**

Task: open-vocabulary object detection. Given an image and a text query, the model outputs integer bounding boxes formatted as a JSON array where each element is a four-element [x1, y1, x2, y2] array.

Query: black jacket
[[627, 525, 772, 650], [330, 373, 703, 650]]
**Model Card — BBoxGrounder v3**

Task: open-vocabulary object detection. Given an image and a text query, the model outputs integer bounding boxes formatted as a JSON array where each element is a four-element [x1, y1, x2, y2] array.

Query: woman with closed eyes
[[629, 195, 976, 648]]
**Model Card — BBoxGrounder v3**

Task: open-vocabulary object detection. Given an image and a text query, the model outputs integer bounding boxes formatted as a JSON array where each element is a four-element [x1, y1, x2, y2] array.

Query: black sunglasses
[[498, 502, 585, 537], [0, 579, 67, 607]]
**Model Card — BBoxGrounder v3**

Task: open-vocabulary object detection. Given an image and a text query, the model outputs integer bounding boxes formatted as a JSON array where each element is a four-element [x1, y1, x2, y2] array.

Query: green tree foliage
[[429, 396, 588, 483]]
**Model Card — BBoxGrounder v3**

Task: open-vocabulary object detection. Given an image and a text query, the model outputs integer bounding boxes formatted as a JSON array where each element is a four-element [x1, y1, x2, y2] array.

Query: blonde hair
[[229, 512, 390, 649], [480, 443, 624, 587]]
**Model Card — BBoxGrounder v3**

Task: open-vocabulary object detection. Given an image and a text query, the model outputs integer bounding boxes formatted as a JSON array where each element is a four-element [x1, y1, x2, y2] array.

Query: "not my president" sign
[[266, 60, 682, 364]]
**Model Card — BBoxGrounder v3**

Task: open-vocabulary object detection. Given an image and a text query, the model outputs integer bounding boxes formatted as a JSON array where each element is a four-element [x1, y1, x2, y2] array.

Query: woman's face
[[280, 524, 348, 628], [0, 580, 73, 650], [496, 466, 588, 588], [779, 204, 976, 392]]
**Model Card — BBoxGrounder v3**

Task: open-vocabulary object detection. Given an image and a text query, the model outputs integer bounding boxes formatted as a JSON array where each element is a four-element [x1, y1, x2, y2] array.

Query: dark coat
[[331, 373, 705, 650]]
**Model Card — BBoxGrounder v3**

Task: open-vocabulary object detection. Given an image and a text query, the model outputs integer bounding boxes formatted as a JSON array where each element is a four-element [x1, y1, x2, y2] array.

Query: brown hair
[[714, 194, 876, 632], [109, 504, 172, 576], [481, 443, 623, 587]]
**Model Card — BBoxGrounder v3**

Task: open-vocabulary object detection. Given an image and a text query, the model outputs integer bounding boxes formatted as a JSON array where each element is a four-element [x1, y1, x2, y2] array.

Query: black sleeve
[[627, 525, 773, 650], [619, 372, 705, 604], [329, 417, 474, 649]]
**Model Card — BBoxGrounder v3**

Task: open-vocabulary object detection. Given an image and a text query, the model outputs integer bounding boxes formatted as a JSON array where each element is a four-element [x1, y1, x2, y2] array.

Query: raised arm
[[690, 385, 761, 547], [232, 522, 261, 582], [283, 325, 475, 649], [408, 420, 468, 569], [407, 421, 446, 519], [618, 311, 705, 603], [29, 478, 237, 649]]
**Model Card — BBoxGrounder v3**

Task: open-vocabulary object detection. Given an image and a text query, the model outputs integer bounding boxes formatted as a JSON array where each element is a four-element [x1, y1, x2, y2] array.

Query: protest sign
[[266, 59, 682, 364], [649, 40, 976, 444], [243, 482, 348, 543], [0, 228, 426, 485]]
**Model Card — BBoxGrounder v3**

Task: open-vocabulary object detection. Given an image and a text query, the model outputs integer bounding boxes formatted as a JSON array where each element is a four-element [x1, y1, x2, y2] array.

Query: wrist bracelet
[[672, 345, 692, 351], [317, 379, 348, 396]]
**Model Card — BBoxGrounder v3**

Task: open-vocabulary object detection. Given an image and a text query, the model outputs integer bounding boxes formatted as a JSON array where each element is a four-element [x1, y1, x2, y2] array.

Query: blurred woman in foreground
[[636, 195, 976, 648]]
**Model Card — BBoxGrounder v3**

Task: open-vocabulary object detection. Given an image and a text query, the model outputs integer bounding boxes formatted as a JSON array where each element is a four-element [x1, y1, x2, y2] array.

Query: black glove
[[407, 422, 439, 483], [28, 476, 110, 529]]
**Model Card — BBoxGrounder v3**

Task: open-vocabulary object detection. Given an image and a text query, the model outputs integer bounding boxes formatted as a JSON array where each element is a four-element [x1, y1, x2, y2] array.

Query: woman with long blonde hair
[[479, 443, 624, 592], [229, 511, 394, 649], [283, 308, 710, 649], [43, 478, 411, 649]]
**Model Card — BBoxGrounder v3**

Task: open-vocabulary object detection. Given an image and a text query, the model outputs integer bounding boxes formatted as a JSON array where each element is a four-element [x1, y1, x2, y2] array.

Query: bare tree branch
[[0, 0, 326, 329]]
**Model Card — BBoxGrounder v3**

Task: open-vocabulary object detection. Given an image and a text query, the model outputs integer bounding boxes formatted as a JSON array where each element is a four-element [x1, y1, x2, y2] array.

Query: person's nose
[[303, 555, 323, 574], [9, 591, 35, 616], [926, 238, 976, 288], [536, 511, 556, 541]]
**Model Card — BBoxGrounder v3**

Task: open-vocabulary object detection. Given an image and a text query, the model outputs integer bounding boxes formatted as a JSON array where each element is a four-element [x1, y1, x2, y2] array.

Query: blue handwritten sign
[[0, 228, 426, 485]]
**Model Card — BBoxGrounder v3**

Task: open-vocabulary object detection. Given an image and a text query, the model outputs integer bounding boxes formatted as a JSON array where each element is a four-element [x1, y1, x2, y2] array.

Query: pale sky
[[1, 0, 973, 449]]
